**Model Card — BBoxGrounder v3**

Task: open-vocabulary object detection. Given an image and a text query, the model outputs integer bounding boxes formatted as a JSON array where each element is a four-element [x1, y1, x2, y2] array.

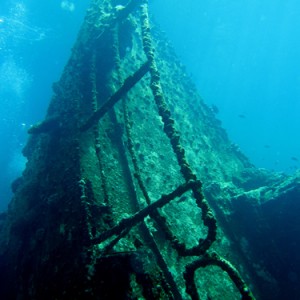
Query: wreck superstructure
[[0, 1, 299, 299]]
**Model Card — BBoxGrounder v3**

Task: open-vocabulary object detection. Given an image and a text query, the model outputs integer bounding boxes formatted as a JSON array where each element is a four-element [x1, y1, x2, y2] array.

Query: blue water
[[0, 0, 299, 211], [151, 0, 300, 174]]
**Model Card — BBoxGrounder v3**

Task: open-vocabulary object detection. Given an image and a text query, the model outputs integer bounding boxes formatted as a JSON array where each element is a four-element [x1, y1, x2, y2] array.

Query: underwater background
[[0, 0, 299, 212]]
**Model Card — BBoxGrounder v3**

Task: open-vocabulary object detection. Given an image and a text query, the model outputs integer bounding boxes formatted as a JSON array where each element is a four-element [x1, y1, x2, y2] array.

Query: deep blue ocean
[[0, 0, 299, 212]]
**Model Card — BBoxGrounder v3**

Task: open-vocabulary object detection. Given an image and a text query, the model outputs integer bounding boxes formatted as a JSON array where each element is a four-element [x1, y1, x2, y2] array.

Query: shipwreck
[[0, 1, 299, 299]]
